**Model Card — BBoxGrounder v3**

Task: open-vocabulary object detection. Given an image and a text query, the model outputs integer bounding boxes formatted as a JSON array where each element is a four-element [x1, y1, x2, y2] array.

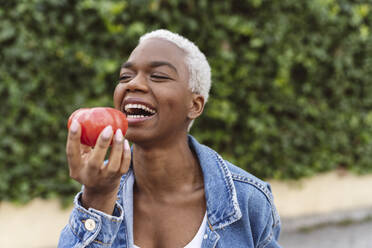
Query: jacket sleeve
[[256, 184, 282, 248], [57, 191, 125, 248]]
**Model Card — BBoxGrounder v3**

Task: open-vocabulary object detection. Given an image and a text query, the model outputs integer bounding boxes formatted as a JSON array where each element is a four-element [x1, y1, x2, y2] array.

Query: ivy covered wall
[[1, 0, 372, 203]]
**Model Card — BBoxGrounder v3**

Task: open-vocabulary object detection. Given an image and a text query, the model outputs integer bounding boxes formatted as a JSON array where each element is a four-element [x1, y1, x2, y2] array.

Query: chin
[[124, 128, 144, 143], [124, 128, 157, 146]]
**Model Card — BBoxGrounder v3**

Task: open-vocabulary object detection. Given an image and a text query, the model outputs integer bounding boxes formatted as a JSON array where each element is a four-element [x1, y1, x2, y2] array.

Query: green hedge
[[1, 0, 372, 203]]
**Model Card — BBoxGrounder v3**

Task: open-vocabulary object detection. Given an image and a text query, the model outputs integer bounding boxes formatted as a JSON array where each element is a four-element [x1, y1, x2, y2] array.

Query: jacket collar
[[188, 135, 242, 230]]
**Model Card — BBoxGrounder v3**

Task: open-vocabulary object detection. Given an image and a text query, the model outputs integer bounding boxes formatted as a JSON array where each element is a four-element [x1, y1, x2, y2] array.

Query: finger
[[80, 144, 92, 154], [103, 129, 124, 173], [66, 120, 82, 170], [89, 125, 113, 169], [120, 139, 131, 174]]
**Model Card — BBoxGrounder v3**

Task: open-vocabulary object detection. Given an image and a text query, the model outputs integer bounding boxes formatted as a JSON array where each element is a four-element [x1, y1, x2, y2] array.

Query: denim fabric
[[58, 135, 282, 248]]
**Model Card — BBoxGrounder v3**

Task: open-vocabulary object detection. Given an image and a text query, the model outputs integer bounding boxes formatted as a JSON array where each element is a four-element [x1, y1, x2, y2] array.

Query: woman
[[58, 29, 281, 248]]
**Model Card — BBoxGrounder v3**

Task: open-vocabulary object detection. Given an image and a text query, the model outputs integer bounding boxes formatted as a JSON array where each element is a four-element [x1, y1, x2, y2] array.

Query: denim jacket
[[58, 135, 281, 248]]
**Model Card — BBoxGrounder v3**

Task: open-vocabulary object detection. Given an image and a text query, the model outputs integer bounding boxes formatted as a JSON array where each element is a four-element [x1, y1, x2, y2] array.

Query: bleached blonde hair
[[139, 29, 212, 130]]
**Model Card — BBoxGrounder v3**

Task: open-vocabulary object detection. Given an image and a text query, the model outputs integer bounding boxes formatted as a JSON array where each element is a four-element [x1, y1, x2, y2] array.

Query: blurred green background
[[1, 0, 372, 204]]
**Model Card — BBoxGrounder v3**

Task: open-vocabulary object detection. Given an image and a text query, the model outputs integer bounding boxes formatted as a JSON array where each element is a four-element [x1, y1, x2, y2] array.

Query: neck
[[132, 135, 204, 199]]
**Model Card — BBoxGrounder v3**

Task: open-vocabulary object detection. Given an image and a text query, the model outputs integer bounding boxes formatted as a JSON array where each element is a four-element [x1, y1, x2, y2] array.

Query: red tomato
[[67, 107, 128, 147]]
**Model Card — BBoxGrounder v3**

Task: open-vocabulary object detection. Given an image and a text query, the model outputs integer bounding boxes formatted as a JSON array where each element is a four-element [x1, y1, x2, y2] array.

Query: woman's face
[[113, 38, 199, 145]]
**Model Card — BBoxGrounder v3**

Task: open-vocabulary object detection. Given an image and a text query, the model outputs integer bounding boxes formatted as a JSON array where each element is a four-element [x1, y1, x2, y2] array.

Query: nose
[[125, 73, 149, 93]]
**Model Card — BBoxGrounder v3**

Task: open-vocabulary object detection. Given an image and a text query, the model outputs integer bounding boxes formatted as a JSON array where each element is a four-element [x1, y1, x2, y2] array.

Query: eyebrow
[[121, 61, 133, 69], [121, 61, 178, 74]]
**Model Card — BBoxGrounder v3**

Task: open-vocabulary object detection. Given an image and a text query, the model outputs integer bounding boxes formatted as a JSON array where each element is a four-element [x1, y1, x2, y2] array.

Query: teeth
[[124, 103, 156, 114], [127, 115, 146, 118]]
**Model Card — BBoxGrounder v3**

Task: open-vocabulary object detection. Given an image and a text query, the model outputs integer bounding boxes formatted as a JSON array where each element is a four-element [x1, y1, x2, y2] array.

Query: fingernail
[[115, 129, 123, 143], [102, 125, 113, 140], [70, 120, 79, 133], [124, 139, 130, 150]]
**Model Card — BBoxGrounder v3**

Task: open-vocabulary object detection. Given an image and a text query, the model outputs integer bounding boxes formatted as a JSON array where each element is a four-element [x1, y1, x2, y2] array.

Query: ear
[[187, 94, 205, 120]]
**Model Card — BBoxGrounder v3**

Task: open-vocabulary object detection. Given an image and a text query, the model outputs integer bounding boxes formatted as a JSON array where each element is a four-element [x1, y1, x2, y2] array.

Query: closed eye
[[118, 75, 132, 83], [152, 75, 169, 79], [151, 74, 173, 81]]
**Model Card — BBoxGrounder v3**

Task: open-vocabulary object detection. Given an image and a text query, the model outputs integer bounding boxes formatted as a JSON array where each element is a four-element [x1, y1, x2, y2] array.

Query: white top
[[133, 212, 207, 248]]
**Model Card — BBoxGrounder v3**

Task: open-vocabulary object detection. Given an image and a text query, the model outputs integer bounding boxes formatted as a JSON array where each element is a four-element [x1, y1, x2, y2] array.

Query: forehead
[[128, 38, 187, 68]]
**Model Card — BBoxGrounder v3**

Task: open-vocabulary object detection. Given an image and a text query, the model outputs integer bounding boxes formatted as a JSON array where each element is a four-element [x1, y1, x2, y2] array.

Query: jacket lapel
[[188, 135, 242, 230]]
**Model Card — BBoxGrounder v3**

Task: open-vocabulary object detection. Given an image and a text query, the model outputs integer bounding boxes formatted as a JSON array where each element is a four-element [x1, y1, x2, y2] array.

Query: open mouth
[[124, 103, 157, 119]]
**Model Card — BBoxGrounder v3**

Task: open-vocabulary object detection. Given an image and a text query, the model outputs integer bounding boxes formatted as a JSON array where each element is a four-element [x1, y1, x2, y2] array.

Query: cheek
[[162, 87, 192, 113], [113, 84, 125, 109]]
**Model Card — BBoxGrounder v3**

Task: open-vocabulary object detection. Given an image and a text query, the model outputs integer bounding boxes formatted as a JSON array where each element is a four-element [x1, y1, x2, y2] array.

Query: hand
[[66, 119, 131, 214]]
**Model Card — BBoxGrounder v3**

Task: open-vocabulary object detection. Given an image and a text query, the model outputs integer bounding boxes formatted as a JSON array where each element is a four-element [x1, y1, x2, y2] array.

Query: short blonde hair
[[139, 29, 211, 104]]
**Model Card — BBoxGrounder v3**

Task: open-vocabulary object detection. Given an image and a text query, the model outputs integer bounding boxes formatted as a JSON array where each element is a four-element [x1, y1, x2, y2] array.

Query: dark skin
[[66, 38, 206, 248]]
